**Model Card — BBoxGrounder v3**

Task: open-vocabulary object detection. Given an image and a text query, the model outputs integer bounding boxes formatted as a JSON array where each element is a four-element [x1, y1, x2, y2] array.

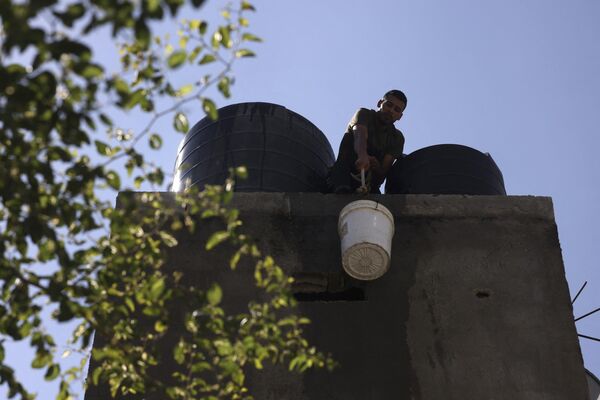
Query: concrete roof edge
[[118, 192, 556, 221]]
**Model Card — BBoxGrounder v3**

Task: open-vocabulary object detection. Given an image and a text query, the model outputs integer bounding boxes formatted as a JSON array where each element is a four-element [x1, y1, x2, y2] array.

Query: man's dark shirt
[[345, 108, 404, 163], [328, 108, 405, 193]]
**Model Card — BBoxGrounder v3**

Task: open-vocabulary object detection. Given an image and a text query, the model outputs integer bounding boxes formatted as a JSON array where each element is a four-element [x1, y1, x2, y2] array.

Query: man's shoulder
[[349, 108, 376, 126], [354, 107, 375, 116], [393, 127, 405, 141]]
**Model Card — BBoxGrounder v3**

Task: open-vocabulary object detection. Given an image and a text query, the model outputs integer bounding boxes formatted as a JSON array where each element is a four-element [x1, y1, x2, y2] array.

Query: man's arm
[[352, 124, 370, 171], [369, 154, 395, 185]]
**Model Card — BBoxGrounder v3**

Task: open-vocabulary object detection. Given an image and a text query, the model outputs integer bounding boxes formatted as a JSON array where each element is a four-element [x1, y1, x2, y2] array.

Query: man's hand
[[368, 156, 382, 174], [370, 154, 395, 186], [355, 154, 370, 171]]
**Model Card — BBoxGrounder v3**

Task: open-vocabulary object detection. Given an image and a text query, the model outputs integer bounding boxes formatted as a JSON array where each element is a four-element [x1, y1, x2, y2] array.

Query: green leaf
[[32, 352, 52, 369], [92, 367, 103, 385], [50, 39, 91, 58], [198, 54, 216, 65], [105, 170, 121, 190], [94, 140, 111, 156], [38, 239, 56, 262], [188, 45, 203, 62], [134, 176, 144, 188], [159, 231, 178, 247], [218, 77, 231, 98], [149, 277, 165, 300], [178, 36, 188, 49], [184, 314, 198, 334], [235, 166, 248, 179], [124, 89, 146, 109], [173, 340, 186, 364], [114, 77, 130, 94], [202, 98, 218, 120], [235, 49, 256, 58], [99, 113, 113, 126], [213, 339, 232, 356], [206, 230, 229, 250], [80, 64, 104, 79], [147, 168, 164, 185], [176, 84, 194, 97], [125, 298, 135, 312], [135, 19, 151, 48], [53, 4, 86, 27], [6, 64, 27, 75], [66, 3, 86, 17], [147, 0, 161, 12], [218, 26, 232, 48], [242, 33, 262, 42], [18, 321, 33, 338], [289, 354, 307, 372], [232, 368, 245, 386], [141, 97, 154, 112], [229, 250, 241, 269], [211, 31, 221, 49], [167, 50, 187, 69], [173, 112, 189, 133], [206, 283, 222, 306], [241, 1, 256, 11], [44, 364, 60, 381], [198, 21, 208, 35], [191, 361, 211, 373], [154, 320, 167, 333], [149, 134, 162, 149]]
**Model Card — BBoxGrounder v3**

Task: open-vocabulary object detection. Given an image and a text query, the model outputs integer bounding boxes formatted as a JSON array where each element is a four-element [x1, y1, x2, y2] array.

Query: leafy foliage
[[0, 1, 332, 399]]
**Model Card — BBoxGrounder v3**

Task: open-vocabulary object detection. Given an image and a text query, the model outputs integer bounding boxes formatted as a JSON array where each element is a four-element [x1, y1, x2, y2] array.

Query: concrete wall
[[87, 193, 588, 400]]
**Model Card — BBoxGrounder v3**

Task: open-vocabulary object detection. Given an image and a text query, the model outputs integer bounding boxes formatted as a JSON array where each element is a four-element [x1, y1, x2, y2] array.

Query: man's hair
[[384, 89, 407, 106]]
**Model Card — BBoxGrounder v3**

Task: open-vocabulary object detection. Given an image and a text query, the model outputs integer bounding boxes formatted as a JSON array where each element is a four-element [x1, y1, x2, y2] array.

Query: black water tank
[[172, 102, 335, 192], [385, 144, 506, 195]]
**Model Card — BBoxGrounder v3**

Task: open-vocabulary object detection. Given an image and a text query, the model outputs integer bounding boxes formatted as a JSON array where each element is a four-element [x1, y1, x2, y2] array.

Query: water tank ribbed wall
[[172, 102, 335, 192], [385, 144, 506, 195]]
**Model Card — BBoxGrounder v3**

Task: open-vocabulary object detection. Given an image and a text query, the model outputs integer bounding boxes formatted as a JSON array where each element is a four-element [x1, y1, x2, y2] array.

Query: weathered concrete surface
[[87, 193, 587, 400]]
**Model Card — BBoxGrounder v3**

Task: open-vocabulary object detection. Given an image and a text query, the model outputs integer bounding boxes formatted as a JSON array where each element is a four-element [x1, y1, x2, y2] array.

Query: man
[[328, 89, 407, 193]]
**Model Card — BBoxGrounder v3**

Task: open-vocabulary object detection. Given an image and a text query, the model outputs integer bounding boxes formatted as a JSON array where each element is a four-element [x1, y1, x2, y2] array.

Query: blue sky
[[6, 0, 600, 397]]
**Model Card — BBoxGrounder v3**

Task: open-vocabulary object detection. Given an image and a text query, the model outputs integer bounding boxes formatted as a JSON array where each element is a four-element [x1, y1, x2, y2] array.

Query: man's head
[[376, 89, 407, 124]]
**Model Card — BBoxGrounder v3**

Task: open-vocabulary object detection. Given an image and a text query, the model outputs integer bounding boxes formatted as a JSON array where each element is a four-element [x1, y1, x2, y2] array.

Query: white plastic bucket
[[338, 200, 395, 280]]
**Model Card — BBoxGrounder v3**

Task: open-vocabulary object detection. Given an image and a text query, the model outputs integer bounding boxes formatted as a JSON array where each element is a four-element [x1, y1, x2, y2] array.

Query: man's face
[[377, 95, 406, 124]]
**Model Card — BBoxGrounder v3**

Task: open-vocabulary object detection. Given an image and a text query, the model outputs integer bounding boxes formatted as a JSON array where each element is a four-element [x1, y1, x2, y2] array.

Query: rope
[[351, 169, 371, 194]]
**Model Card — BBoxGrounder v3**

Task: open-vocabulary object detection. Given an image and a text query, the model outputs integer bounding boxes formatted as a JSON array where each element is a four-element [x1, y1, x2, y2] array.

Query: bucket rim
[[338, 200, 394, 228]]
